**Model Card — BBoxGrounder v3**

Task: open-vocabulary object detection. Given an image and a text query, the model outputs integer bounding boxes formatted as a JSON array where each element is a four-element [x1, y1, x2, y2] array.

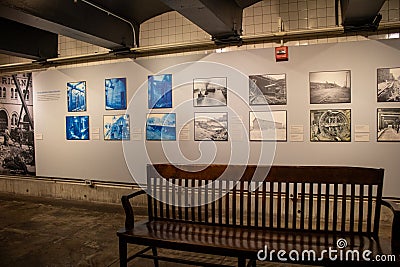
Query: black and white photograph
[[0, 73, 35, 175], [377, 67, 400, 102], [377, 108, 400, 141], [249, 74, 287, 105], [194, 112, 228, 141], [310, 109, 351, 142], [249, 111, 287, 141], [310, 70, 351, 104], [193, 77, 227, 107]]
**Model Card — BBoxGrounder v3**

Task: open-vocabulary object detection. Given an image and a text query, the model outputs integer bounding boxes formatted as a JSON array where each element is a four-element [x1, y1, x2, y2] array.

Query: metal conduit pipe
[[1, 22, 400, 74], [75, 0, 137, 48]]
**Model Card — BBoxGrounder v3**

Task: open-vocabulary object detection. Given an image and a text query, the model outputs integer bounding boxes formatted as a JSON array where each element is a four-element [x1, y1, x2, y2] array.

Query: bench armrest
[[121, 190, 146, 231], [382, 199, 400, 249]]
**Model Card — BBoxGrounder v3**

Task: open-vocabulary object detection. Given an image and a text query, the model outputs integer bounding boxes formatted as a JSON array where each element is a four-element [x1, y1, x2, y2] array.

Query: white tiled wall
[[58, 36, 109, 58], [1, 0, 400, 66], [139, 12, 210, 47]]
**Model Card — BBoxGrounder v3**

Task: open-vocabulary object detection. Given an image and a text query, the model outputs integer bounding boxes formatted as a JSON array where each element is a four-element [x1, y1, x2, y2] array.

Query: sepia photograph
[[377, 67, 400, 102], [310, 109, 351, 142], [67, 81, 86, 112], [310, 70, 351, 104], [194, 112, 228, 141], [146, 113, 176, 141], [377, 108, 400, 141], [193, 77, 227, 107], [148, 74, 172, 109], [104, 114, 130, 140], [249, 111, 287, 141], [66, 116, 89, 140], [105, 77, 127, 110], [249, 74, 287, 105]]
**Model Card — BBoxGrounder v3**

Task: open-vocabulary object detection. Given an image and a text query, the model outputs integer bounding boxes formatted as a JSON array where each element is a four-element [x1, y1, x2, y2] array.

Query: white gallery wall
[[34, 39, 400, 197]]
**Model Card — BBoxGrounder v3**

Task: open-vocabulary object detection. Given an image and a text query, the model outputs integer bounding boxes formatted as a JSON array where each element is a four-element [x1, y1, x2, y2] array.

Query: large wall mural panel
[[0, 73, 35, 175]]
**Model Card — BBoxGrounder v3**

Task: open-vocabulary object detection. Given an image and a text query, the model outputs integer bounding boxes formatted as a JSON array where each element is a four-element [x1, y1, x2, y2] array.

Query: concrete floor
[[0, 192, 250, 267], [0, 192, 394, 267]]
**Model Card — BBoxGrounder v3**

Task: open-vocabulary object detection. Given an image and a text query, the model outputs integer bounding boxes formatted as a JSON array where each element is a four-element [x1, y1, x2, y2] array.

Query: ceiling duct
[[0, 17, 58, 60], [0, 0, 136, 50], [340, 0, 386, 32], [159, 0, 245, 45]]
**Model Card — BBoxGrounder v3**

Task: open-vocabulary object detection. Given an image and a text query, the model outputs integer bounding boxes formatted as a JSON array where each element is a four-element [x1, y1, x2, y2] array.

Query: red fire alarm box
[[275, 46, 288, 62]]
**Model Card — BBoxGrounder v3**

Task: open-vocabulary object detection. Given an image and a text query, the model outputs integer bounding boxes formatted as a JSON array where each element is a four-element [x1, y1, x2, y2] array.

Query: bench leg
[[151, 247, 159, 267], [119, 238, 127, 267], [238, 258, 246, 267], [247, 259, 256, 267]]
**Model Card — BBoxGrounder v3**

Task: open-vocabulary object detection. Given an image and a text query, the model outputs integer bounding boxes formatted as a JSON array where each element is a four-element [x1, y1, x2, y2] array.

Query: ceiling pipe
[[1, 22, 400, 75], [74, 0, 137, 48]]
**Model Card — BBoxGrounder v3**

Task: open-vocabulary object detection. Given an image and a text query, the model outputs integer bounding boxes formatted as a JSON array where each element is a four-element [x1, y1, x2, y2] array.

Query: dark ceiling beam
[[340, 0, 386, 31], [0, 17, 58, 60], [234, 0, 262, 9], [159, 0, 243, 43], [0, 0, 137, 50]]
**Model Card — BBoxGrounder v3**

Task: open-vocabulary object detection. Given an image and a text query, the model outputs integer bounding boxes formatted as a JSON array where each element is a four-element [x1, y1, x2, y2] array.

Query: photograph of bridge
[[377, 67, 400, 102], [310, 70, 351, 104], [377, 108, 400, 141]]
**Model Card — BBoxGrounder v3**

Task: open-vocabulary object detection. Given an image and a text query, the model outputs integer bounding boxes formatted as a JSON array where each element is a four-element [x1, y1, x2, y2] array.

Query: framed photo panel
[[377, 67, 400, 102], [310, 109, 351, 142], [193, 77, 227, 107], [146, 113, 176, 141], [249, 74, 287, 105], [103, 114, 130, 140], [249, 111, 287, 141], [148, 74, 172, 109], [309, 70, 351, 104], [377, 108, 400, 141], [66, 115, 89, 140], [194, 112, 228, 141], [105, 78, 127, 110], [67, 81, 86, 112]]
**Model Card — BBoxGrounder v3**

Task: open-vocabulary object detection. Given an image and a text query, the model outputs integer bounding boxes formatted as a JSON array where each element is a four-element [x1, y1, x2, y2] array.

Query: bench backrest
[[146, 164, 384, 237]]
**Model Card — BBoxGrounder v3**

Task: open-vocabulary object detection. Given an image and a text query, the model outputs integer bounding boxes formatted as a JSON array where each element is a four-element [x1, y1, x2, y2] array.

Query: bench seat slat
[[308, 183, 314, 231], [118, 220, 387, 260]]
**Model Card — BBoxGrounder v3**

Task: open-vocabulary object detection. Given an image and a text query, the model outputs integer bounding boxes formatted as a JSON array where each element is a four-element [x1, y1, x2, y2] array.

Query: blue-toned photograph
[[66, 116, 89, 140], [146, 113, 176, 141], [105, 78, 127, 110], [148, 74, 172, 109], [67, 81, 86, 112], [104, 114, 130, 140]]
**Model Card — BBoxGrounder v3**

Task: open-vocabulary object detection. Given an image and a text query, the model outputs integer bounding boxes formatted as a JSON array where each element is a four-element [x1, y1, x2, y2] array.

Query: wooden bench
[[117, 164, 400, 266]]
